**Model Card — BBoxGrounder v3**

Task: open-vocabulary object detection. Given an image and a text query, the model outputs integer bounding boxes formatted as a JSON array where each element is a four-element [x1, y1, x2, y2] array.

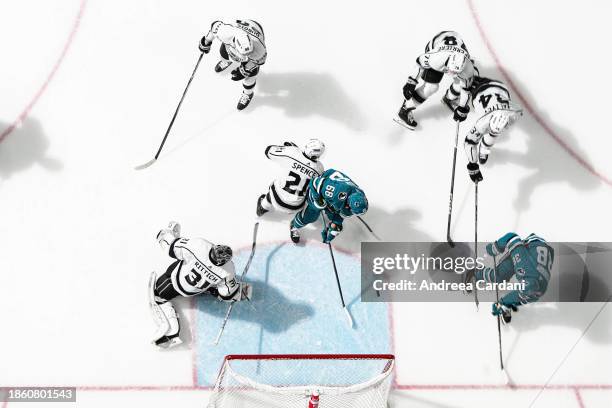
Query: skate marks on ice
[[253, 72, 368, 131], [0, 118, 62, 180], [193, 243, 391, 385]]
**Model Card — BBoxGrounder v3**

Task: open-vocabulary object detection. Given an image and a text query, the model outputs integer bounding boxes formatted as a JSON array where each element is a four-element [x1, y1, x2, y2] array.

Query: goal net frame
[[207, 353, 395, 408]]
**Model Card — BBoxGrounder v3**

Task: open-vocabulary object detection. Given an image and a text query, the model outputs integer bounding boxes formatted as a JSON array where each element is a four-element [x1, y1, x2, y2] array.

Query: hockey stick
[[473, 182, 480, 309], [135, 53, 204, 170], [446, 121, 460, 247], [322, 213, 354, 328], [355, 216, 381, 297], [357, 216, 381, 241], [492, 255, 504, 371], [213, 221, 260, 345]]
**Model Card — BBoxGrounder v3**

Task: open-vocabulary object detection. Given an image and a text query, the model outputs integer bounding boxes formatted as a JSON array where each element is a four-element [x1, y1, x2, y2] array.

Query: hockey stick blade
[[446, 233, 455, 248], [135, 158, 157, 170], [344, 307, 354, 328]]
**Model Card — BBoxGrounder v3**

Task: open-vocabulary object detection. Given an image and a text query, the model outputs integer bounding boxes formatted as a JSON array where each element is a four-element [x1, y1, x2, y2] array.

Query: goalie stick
[[213, 221, 260, 345], [135, 53, 204, 170]]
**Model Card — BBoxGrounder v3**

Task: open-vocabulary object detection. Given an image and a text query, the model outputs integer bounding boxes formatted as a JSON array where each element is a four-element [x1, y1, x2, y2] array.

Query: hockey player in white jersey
[[395, 31, 476, 130], [199, 19, 267, 110], [148, 222, 251, 348], [256, 139, 325, 216], [462, 76, 523, 182]]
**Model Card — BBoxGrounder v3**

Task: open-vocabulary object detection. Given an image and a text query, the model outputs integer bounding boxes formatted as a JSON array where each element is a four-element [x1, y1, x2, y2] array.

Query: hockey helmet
[[446, 52, 467, 74], [489, 111, 510, 134], [303, 139, 326, 160], [233, 30, 253, 55], [210, 244, 233, 266], [347, 191, 368, 215]]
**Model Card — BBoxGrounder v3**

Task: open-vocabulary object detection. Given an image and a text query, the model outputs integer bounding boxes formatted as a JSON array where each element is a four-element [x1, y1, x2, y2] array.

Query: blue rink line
[[194, 241, 392, 386]]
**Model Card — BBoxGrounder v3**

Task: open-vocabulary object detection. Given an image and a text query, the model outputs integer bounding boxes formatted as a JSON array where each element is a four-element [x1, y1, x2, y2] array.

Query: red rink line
[[466, 0, 612, 187], [574, 387, 586, 408], [0, 0, 87, 143], [394, 384, 612, 391]]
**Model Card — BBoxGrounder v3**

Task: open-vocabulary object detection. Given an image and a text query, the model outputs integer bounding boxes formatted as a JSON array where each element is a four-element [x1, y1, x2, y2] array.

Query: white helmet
[[233, 30, 252, 55], [489, 111, 510, 134], [446, 52, 467, 74], [303, 139, 325, 160]]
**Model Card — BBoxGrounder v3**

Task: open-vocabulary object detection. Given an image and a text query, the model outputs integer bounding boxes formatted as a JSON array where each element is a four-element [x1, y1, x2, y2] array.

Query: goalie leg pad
[[149, 271, 182, 348]]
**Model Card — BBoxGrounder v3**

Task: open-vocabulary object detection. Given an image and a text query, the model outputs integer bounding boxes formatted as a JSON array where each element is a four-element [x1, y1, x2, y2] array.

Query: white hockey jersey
[[470, 78, 521, 135], [418, 31, 475, 82], [205, 20, 267, 67], [168, 237, 238, 299], [265, 144, 324, 211]]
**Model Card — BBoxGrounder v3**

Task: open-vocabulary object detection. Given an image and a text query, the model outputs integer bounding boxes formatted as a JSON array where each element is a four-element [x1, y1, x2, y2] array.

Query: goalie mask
[[210, 244, 233, 266]]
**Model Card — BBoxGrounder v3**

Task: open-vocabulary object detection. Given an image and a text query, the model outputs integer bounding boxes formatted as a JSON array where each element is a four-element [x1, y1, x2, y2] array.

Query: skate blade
[[393, 117, 416, 130]]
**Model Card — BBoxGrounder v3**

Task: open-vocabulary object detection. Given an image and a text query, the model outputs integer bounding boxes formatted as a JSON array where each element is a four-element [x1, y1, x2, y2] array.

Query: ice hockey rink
[[1, 0, 611, 407]]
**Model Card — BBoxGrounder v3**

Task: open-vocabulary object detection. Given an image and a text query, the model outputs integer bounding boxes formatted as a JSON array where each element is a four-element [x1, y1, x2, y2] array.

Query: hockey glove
[[322, 223, 342, 244], [492, 302, 517, 323], [453, 105, 469, 122], [402, 77, 418, 100], [237, 282, 253, 302], [199, 37, 212, 54], [467, 162, 483, 183]]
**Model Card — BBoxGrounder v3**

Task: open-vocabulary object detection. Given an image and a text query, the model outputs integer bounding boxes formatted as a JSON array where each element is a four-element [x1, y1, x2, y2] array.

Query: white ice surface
[[0, 0, 611, 407]]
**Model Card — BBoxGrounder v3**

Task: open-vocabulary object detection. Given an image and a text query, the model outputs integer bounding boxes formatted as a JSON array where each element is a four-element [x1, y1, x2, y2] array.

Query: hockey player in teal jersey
[[473, 232, 553, 323], [289, 169, 368, 244]]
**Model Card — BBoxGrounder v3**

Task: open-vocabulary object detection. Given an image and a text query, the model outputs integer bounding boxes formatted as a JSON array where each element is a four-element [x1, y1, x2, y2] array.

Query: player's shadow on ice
[[474, 66, 601, 221], [0, 118, 62, 180], [252, 72, 368, 131], [194, 276, 314, 334]]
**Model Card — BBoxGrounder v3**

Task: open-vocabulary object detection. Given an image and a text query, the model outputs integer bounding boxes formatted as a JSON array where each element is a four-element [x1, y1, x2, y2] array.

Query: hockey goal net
[[207, 354, 395, 408]]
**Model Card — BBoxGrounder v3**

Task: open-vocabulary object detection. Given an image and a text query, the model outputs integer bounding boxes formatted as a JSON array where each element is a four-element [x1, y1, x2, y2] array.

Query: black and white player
[[149, 222, 251, 348], [395, 31, 477, 130], [256, 139, 325, 216], [199, 19, 267, 110], [462, 76, 523, 182]]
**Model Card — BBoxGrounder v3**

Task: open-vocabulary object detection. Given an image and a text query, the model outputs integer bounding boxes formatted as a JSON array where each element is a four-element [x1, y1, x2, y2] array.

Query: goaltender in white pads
[[148, 222, 251, 348]]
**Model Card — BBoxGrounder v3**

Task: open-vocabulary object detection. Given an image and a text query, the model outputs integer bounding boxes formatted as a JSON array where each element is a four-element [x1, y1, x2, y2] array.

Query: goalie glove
[[227, 282, 252, 302], [156, 221, 181, 249]]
